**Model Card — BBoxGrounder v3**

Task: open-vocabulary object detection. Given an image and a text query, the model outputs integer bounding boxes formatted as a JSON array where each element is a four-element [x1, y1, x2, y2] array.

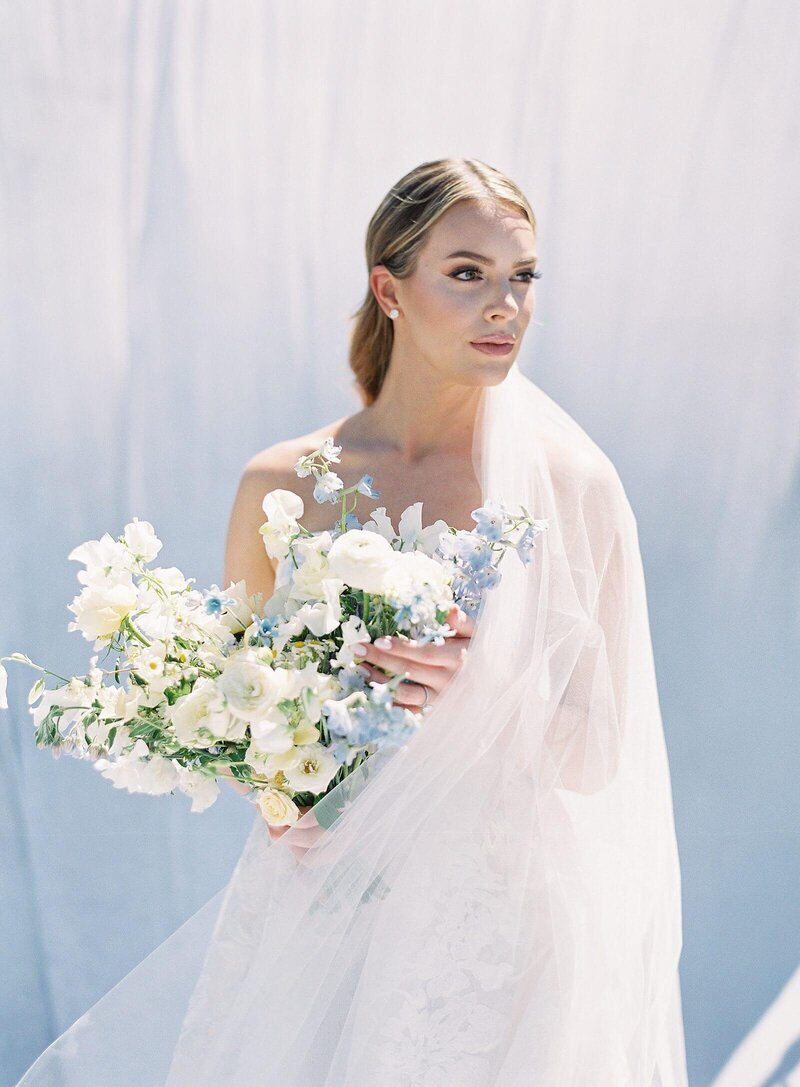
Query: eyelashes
[[450, 266, 542, 282]]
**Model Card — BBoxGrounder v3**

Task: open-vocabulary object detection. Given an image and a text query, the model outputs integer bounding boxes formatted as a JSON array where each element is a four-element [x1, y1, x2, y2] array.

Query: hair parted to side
[[348, 158, 537, 407]]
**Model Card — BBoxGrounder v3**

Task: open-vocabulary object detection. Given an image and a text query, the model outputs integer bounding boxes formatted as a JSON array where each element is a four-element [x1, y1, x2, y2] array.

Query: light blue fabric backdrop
[[1, 2, 798, 1085]]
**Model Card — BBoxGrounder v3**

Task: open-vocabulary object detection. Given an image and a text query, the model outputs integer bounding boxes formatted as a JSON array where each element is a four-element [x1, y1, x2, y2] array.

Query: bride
[[17, 158, 689, 1085]]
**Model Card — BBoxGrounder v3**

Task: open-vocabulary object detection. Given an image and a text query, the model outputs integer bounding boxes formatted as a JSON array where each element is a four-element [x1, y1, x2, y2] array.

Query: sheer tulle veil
[[17, 360, 688, 1086]]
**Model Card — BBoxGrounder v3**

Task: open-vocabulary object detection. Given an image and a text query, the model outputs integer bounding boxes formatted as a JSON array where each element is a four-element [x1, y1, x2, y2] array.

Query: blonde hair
[[348, 158, 537, 406]]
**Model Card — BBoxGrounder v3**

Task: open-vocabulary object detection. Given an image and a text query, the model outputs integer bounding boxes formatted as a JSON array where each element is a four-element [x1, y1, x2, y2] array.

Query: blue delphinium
[[471, 500, 506, 542], [202, 585, 237, 615], [356, 474, 381, 499]]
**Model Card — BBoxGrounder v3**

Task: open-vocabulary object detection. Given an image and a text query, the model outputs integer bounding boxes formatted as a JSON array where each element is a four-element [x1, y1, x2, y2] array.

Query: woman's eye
[[450, 265, 542, 282]]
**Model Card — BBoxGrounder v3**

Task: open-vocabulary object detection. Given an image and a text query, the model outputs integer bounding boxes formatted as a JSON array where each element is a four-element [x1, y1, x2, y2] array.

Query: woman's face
[[376, 199, 538, 386]]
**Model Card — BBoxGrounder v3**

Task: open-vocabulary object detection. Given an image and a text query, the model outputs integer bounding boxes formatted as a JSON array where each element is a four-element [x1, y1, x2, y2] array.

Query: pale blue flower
[[356, 474, 381, 498], [203, 585, 237, 615], [516, 523, 540, 565], [471, 500, 505, 542]]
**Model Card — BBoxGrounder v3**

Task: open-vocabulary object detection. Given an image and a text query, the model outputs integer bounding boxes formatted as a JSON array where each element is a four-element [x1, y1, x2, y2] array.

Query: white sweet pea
[[123, 518, 162, 563], [282, 742, 339, 793], [361, 506, 398, 544], [331, 614, 371, 669], [326, 529, 397, 593], [67, 577, 139, 640], [68, 532, 134, 584], [397, 501, 451, 556], [175, 766, 220, 812], [288, 532, 335, 600], [260, 489, 305, 560]]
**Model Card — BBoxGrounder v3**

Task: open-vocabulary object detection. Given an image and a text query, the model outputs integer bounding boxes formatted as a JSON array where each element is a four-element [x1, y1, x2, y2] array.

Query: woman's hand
[[263, 804, 327, 861], [265, 805, 312, 842], [351, 604, 476, 712]]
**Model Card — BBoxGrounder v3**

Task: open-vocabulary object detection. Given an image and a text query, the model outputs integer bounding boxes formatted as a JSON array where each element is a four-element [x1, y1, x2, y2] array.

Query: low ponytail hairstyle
[[348, 158, 537, 407]]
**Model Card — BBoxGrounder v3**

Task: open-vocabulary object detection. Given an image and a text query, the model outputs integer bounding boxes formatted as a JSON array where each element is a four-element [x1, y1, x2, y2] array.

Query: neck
[[360, 352, 485, 466]]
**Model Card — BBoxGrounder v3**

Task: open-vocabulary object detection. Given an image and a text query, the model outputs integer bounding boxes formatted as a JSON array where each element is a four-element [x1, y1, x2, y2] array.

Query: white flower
[[361, 506, 398, 544], [382, 549, 452, 602], [175, 765, 220, 812], [217, 650, 293, 723], [288, 532, 335, 600], [326, 529, 397, 593], [282, 742, 339, 793], [67, 577, 139, 640], [169, 677, 241, 747], [257, 787, 300, 827], [68, 532, 134, 585], [397, 501, 451, 556], [131, 640, 168, 680], [259, 489, 304, 560], [284, 579, 344, 637], [123, 518, 162, 563], [249, 713, 295, 754], [331, 614, 370, 669]]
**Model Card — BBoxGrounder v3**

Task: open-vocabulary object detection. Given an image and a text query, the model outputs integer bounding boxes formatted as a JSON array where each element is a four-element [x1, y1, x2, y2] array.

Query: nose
[[485, 285, 520, 321]]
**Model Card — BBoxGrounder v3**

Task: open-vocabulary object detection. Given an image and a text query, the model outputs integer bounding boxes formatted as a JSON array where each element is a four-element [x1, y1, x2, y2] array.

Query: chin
[[465, 355, 517, 387]]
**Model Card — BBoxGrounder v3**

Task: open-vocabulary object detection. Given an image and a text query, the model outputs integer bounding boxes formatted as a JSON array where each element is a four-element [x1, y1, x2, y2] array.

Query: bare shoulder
[[243, 414, 353, 484], [223, 416, 354, 598]]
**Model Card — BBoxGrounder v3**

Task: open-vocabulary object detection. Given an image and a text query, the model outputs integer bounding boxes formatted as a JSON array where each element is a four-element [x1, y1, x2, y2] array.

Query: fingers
[[359, 655, 446, 691], [447, 604, 477, 638], [353, 630, 469, 671]]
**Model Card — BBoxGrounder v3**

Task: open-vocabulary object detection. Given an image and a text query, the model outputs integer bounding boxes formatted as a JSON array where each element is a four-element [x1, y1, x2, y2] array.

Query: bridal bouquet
[[0, 437, 547, 826]]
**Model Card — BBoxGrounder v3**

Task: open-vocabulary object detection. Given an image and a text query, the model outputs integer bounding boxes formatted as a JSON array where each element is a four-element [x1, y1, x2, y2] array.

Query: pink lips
[[470, 341, 514, 357]]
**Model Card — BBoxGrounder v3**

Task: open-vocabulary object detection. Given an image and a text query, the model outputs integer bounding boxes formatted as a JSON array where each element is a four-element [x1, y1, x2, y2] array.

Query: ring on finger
[[400, 677, 429, 708]]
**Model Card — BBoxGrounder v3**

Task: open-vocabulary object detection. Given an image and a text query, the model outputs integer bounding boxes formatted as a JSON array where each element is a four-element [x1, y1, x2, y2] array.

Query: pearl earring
[[388, 308, 399, 319]]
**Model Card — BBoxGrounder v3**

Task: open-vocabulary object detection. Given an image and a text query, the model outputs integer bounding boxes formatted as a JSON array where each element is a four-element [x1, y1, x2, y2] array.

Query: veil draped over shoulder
[[17, 361, 688, 1086]]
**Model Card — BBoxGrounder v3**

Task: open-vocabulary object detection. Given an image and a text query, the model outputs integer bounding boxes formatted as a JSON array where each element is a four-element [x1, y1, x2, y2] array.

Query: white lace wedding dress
[[17, 362, 689, 1086]]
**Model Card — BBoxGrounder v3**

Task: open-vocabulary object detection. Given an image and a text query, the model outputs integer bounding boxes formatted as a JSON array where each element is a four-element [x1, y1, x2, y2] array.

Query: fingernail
[[352, 643, 368, 655], [374, 636, 392, 649]]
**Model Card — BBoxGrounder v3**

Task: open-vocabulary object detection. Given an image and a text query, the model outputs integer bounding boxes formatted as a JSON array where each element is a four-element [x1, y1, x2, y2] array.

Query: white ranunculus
[[325, 529, 398, 593], [282, 742, 339, 793], [67, 578, 139, 640], [257, 787, 300, 827], [217, 651, 292, 723], [382, 549, 453, 602], [169, 678, 231, 747], [123, 518, 162, 563]]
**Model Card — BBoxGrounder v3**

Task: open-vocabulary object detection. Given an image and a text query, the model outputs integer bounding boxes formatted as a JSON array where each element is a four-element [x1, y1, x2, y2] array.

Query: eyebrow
[[443, 249, 538, 266]]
